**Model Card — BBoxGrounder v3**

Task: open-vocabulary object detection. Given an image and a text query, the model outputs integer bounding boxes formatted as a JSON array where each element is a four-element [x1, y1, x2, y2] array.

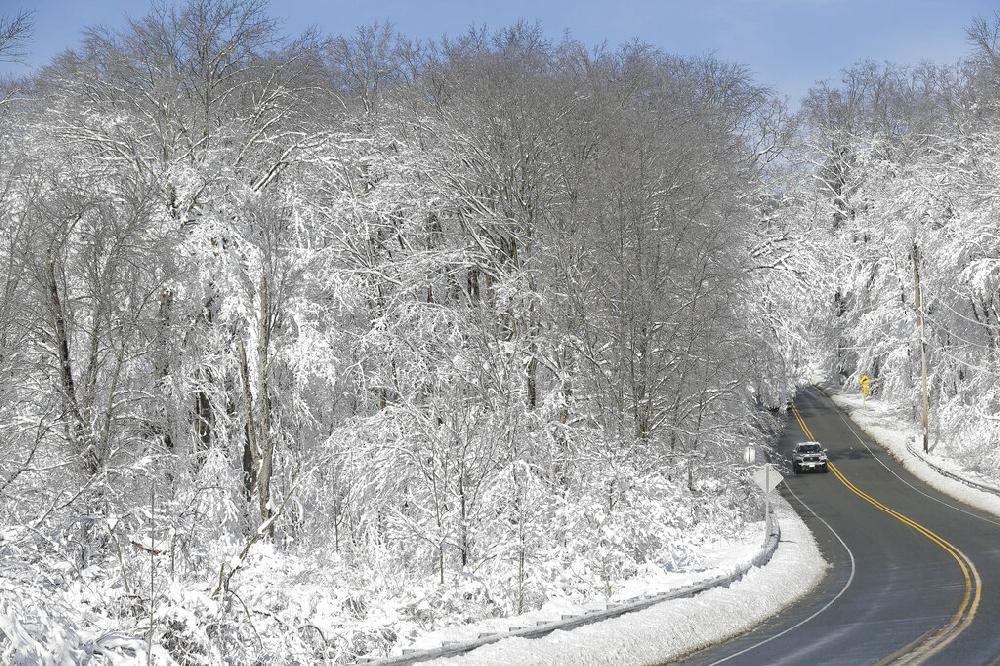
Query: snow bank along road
[[429, 495, 822, 666], [687, 386, 1000, 665]]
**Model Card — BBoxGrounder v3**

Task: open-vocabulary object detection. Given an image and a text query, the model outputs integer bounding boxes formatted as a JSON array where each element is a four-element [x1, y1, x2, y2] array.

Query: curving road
[[681, 387, 1000, 666]]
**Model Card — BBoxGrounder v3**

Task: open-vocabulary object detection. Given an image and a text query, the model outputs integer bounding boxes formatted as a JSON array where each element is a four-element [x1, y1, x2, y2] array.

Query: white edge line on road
[[818, 390, 1000, 530], [708, 480, 857, 665]]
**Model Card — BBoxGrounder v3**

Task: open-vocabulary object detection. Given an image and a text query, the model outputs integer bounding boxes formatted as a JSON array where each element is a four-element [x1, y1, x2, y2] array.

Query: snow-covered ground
[[430, 495, 827, 665], [397, 522, 764, 654], [827, 389, 1000, 519]]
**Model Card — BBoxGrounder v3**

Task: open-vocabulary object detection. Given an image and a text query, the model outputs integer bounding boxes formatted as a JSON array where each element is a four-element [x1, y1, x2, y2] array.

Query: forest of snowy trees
[[2, 1, 1000, 663], [791, 16, 1000, 470]]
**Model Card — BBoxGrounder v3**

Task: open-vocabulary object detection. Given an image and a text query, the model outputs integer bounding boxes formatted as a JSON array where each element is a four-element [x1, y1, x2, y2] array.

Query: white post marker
[[743, 445, 756, 464], [752, 463, 784, 536]]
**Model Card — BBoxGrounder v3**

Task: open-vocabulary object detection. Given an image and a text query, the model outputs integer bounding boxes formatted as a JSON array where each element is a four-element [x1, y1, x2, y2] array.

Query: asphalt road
[[681, 386, 1000, 666]]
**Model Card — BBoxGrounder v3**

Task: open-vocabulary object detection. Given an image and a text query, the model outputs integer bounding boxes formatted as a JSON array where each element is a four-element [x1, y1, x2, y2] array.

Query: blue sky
[[2, 0, 996, 103]]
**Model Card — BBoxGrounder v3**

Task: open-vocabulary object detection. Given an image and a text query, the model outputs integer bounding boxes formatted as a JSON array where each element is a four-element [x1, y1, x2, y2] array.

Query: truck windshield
[[797, 444, 822, 453]]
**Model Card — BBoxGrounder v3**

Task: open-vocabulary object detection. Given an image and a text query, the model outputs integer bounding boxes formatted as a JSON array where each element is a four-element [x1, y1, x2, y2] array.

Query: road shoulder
[[825, 388, 1000, 520]]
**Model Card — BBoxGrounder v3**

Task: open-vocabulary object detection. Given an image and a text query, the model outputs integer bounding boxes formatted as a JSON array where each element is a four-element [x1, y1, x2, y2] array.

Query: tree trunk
[[192, 289, 216, 458], [238, 338, 258, 504], [256, 272, 275, 537], [194, 371, 213, 455], [47, 254, 91, 473], [458, 467, 468, 568], [155, 287, 174, 450], [912, 241, 930, 453]]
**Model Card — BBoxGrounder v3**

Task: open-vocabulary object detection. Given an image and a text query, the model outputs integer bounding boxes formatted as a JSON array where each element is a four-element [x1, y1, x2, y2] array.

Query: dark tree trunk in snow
[[47, 254, 92, 473], [256, 272, 275, 538]]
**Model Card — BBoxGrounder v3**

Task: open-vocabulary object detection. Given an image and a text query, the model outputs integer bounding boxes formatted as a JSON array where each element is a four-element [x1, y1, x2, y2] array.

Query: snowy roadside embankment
[[826, 389, 1000, 518], [424, 495, 825, 665], [372, 522, 768, 663], [379, 521, 766, 661]]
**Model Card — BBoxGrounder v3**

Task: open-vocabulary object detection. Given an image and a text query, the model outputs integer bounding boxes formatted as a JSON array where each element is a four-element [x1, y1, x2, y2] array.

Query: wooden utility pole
[[912, 241, 930, 453]]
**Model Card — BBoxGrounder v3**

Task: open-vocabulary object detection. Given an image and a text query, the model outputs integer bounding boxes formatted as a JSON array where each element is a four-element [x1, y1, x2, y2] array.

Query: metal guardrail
[[361, 513, 783, 665], [905, 443, 1000, 498]]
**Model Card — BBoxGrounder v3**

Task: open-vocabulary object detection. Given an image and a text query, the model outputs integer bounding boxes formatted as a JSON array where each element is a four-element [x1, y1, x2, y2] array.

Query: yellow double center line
[[789, 400, 981, 665]]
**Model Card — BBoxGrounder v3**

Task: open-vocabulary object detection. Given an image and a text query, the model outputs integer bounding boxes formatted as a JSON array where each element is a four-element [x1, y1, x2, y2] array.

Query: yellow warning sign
[[859, 374, 872, 398]]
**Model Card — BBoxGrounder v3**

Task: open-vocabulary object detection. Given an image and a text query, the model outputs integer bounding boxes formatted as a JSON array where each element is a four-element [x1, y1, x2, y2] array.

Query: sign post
[[752, 464, 784, 535]]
